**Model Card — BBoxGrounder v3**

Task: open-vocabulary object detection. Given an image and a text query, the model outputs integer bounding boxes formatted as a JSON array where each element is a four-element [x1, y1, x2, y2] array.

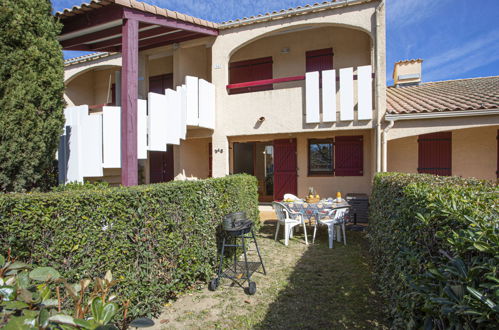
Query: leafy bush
[[368, 173, 498, 329], [51, 181, 111, 192], [0, 174, 259, 319], [1, 250, 121, 329], [0, 0, 65, 192]]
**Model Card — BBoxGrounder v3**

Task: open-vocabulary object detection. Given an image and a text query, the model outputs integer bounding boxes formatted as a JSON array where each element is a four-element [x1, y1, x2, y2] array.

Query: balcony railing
[[226, 66, 375, 123]]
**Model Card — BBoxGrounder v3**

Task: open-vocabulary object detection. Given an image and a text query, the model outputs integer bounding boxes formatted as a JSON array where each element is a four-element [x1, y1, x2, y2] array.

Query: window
[[307, 135, 363, 176], [418, 132, 452, 176], [306, 48, 333, 86], [229, 57, 273, 94], [308, 139, 334, 175]]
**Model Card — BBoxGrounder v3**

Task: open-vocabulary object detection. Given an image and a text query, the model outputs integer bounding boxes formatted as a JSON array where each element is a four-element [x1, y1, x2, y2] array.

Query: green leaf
[[29, 267, 60, 282], [16, 271, 30, 289], [1, 300, 29, 310], [8, 261, 30, 271], [100, 302, 118, 324], [91, 297, 104, 322], [3, 316, 37, 330], [466, 286, 497, 310], [48, 314, 77, 326], [0, 286, 16, 301], [0, 255, 5, 267], [41, 299, 59, 308], [38, 308, 50, 328]]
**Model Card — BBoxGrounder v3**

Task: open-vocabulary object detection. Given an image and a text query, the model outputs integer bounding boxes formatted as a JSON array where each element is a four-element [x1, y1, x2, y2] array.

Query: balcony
[[223, 66, 375, 136]]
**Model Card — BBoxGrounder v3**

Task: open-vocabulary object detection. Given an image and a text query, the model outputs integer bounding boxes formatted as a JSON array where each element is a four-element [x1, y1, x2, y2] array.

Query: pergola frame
[[59, 4, 218, 186]]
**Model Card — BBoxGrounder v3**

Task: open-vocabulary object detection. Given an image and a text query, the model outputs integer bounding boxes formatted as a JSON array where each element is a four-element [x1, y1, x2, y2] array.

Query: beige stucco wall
[[229, 129, 374, 197], [65, 71, 94, 106], [148, 56, 173, 77], [388, 126, 498, 180], [387, 135, 418, 173], [177, 137, 211, 178], [173, 45, 210, 86], [211, 0, 385, 177]]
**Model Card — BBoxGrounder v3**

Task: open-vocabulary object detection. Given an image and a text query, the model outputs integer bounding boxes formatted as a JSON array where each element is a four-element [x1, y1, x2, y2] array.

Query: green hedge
[[368, 173, 498, 329], [0, 174, 259, 319]]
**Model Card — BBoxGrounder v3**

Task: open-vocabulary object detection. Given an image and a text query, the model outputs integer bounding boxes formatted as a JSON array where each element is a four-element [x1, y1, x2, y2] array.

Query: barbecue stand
[[209, 212, 266, 295]]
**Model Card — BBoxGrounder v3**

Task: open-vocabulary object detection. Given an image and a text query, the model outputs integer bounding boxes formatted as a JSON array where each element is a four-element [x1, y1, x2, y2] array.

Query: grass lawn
[[152, 220, 388, 329]]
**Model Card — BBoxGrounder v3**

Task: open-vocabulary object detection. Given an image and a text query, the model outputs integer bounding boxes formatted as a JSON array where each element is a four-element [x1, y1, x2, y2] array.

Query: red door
[[149, 75, 174, 183], [273, 139, 297, 200], [149, 149, 174, 183], [149, 74, 173, 94]]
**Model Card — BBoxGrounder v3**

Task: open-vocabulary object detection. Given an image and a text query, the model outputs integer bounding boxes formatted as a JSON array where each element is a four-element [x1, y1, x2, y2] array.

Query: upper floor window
[[229, 57, 273, 94], [306, 48, 333, 87]]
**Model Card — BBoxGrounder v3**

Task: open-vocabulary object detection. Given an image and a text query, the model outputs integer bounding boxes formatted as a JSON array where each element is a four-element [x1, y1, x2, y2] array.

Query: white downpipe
[[381, 119, 395, 172]]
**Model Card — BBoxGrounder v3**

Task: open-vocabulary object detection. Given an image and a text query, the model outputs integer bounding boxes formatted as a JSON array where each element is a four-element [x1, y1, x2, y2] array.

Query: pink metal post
[[121, 18, 139, 186]]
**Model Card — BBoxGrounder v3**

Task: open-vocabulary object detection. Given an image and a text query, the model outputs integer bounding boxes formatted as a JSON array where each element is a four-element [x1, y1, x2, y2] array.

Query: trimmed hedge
[[369, 173, 498, 329], [0, 174, 259, 319]]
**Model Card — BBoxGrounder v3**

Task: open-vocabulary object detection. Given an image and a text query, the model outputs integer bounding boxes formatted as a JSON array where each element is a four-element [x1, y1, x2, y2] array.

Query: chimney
[[393, 59, 423, 87]]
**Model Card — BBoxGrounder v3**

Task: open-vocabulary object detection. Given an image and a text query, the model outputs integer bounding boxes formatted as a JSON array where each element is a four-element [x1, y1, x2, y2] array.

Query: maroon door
[[273, 139, 297, 200], [149, 148, 174, 183], [149, 74, 173, 94], [149, 75, 174, 183]]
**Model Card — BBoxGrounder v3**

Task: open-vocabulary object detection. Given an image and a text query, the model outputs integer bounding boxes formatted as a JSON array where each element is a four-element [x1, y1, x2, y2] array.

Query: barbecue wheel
[[248, 281, 256, 295], [209, 278, 219, 291]]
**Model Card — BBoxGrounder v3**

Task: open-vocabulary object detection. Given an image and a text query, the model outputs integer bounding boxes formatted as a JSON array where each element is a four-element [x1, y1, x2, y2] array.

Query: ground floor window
[[418, 132, 452, 176], [307, 136, 363, 176], [308, 139, 334, 175]]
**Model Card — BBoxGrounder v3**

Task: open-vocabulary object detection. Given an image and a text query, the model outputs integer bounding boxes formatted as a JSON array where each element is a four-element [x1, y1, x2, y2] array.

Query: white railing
[[306, 65, 373, 123], [58, 76, 215, 184]]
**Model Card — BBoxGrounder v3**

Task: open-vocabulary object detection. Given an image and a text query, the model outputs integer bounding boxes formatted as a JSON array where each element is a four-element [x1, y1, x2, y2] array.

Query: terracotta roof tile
[[55, 0, 219, 30], [387, 76, 499, 114]]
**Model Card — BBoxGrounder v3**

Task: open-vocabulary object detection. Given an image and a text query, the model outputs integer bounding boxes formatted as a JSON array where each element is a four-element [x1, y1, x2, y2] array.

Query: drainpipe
[[374, 0, 386, 173], [381, 119, 395, 172]]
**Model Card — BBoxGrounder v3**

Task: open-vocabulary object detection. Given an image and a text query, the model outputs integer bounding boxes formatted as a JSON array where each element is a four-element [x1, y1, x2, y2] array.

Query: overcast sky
[[53, 0, 499, 84]]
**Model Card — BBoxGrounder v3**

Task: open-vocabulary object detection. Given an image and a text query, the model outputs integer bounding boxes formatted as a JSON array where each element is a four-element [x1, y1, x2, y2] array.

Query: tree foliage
[[0, 0, 65, 192]]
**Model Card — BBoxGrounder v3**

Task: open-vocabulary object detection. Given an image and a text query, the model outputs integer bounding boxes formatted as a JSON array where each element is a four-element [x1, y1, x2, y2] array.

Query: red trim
[[122, 7, 218, 36], [226, 73, 375, 90], [227, 75, 305, 90]]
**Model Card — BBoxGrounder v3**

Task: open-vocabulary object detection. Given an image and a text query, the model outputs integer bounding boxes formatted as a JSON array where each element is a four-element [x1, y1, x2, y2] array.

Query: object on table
[[283, 193, 302, 203]]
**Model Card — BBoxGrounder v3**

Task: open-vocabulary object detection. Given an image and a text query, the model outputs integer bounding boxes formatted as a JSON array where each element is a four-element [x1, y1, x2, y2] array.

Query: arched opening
[[65, 65, 121, 107], [227, 24, 372, 93]]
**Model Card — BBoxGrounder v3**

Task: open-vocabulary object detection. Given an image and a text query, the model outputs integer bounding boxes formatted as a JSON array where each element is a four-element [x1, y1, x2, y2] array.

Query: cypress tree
[[0, 0, 65, 192]]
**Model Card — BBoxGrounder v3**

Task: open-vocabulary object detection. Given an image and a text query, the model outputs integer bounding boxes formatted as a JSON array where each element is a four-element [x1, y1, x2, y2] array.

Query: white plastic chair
[[312, 207, 349, 249], [272, 202, 308, 246]]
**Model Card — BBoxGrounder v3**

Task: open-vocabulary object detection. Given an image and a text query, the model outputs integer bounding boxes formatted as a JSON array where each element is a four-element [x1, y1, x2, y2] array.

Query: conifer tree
[[0, 0, 65, 192]]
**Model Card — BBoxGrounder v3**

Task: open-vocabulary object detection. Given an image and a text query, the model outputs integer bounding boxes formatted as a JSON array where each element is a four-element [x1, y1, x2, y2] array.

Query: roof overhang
[[57, 3, 218, 52], [385, 109, 499, 121]]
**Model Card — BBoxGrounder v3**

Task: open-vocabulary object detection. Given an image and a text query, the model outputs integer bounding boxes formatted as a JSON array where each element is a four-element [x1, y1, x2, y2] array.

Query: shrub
[[368, 173, 498, 329], [0, 174, 259, 319], [0, 0, 65, 192], [51, 181, 111, 192]]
